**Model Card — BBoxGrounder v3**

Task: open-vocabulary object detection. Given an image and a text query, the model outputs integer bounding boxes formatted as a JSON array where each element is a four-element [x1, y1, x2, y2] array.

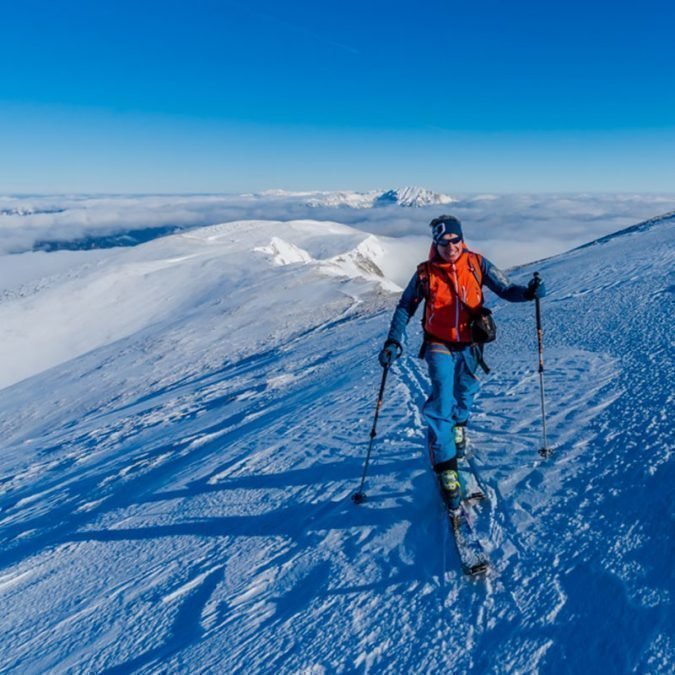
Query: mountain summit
[[373, 186, 455, 207], [261, 186, 455, 208]]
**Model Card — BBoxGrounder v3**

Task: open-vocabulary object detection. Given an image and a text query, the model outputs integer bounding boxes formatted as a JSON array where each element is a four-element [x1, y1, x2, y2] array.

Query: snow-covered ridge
[[373, 186, 455, 207], [253, 237, 314, 266], [574, 209, 675, 250], [320, 234, 400, 292], [259, 186, 455, 208], [258, 189, 378, 208], [0, 219, 404, 390], [253, 229, 402, 292]]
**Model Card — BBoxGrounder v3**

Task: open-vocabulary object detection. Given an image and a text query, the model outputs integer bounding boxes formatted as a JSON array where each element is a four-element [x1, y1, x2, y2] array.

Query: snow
[[0, 208, 673, 672], [254, 236, 314, 266], [374, 186, 455, 207], [258, 186, 455, 208], [0, 218, 398, 390]]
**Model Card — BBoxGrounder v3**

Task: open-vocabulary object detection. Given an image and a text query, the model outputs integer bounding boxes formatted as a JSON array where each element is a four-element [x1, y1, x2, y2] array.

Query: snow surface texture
[[0, 212, 673, 673]]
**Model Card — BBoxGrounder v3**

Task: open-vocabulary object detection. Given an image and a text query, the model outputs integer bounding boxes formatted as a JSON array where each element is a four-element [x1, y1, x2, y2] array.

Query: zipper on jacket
[[452, 262, 460, 340]]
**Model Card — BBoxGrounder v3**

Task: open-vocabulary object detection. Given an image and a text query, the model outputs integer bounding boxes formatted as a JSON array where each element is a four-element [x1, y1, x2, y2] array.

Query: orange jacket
[[417, 250, 484, 343]]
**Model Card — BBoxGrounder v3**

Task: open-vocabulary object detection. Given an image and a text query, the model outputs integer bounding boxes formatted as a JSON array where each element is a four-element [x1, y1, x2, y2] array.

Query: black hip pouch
[[470, 307, 497, 343]]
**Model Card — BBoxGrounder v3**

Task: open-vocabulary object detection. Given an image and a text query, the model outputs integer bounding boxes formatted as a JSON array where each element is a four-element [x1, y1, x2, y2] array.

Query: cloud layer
[[1, 192, 674, 268]]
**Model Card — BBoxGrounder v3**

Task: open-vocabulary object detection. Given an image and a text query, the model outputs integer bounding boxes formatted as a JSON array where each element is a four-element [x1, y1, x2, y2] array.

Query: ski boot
[[440, 469, 462, 511], [454, 424, 467, 458]]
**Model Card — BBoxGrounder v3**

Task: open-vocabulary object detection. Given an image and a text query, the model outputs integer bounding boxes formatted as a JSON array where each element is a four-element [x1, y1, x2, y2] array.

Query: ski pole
[[532, 272, 551, 458], [352, 363, 390, 504]]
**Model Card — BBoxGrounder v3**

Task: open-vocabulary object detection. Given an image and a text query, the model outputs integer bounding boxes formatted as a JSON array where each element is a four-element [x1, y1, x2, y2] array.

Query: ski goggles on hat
[[436, 235, 462, 247]]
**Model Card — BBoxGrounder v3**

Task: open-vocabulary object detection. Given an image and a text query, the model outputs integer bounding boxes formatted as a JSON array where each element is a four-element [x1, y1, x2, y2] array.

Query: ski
[[458, 465, 486, 503], [458, 453, 489, 504], [439, 484, 490, 576]]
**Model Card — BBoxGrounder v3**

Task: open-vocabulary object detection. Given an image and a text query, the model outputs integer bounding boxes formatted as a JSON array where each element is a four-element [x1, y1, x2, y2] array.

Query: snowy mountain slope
[[0, 219, 407, 390], [0, 213, 673, 673], [573, 209, 675, 249]]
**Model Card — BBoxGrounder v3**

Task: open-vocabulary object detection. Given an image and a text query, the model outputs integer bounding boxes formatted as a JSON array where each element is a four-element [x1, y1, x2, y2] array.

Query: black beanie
[[430, 215, 463, 243]]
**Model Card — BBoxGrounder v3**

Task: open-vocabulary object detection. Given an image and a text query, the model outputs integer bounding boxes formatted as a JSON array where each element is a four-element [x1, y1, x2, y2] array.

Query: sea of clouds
[[1, 191, 674, 268]]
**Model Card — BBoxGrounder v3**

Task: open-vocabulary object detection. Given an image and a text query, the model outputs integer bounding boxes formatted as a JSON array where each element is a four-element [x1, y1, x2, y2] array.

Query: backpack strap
[[465, 252, 484, 307], [467, 252, 483, 287], [416, 261, 430, 301], [416, 262, 431, 358], [471, 344, 491, 374]]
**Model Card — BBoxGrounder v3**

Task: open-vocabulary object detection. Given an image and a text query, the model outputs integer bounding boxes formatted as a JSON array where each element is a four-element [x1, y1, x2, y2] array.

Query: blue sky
[[1, 0, 674, 193]]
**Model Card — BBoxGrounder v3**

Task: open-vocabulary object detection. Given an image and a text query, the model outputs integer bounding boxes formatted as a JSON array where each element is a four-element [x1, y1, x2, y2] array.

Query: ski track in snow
[[0, 216, 673, 673]]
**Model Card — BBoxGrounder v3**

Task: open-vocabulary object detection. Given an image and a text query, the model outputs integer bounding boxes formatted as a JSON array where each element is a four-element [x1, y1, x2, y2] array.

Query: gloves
[[526, 276, 546, 300], [378, 339, 402, 367]]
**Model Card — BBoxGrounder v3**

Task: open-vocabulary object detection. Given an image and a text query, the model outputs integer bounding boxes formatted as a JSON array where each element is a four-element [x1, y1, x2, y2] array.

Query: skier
[[378, 215, 546, 509]]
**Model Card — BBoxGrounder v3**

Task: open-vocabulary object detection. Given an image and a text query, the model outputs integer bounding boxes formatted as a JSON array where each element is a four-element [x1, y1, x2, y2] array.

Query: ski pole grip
[[532, 272, 542, 330], [532, 272, 541, 290]]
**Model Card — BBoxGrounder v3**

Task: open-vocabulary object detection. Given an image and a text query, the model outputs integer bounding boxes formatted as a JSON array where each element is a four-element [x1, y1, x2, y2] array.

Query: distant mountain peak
[[0, 206, 66, 216], [266, 186, 456, 209], [373, 186, 455, 208]]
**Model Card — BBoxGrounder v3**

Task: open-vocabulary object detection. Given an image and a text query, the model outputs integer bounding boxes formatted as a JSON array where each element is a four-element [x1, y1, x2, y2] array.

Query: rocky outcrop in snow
[[320, 234, 400, 291], [253, 229, 401, 292], [253, 237, 313, 266]]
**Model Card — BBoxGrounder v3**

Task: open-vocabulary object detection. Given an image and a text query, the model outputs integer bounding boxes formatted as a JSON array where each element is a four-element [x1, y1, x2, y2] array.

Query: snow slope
[[0, 220, 406, 390], [0, 213, 673, 673]]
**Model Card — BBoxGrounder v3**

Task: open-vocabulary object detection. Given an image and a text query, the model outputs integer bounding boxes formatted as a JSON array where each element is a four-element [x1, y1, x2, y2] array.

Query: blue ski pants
[[423, 344, 481, 467]]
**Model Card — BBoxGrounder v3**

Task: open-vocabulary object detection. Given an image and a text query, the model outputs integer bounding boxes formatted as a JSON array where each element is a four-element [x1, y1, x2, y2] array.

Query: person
[[378, 215, 546, 509]]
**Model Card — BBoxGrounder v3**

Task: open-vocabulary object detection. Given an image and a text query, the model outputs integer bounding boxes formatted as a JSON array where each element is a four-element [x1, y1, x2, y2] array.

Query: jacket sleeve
[[386, 272, 424, 344], [481, 257, 530, 302]]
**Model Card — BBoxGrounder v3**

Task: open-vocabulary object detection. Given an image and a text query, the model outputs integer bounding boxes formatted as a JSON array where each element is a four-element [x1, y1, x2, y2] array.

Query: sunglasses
[[437, 236, 462, 247]]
